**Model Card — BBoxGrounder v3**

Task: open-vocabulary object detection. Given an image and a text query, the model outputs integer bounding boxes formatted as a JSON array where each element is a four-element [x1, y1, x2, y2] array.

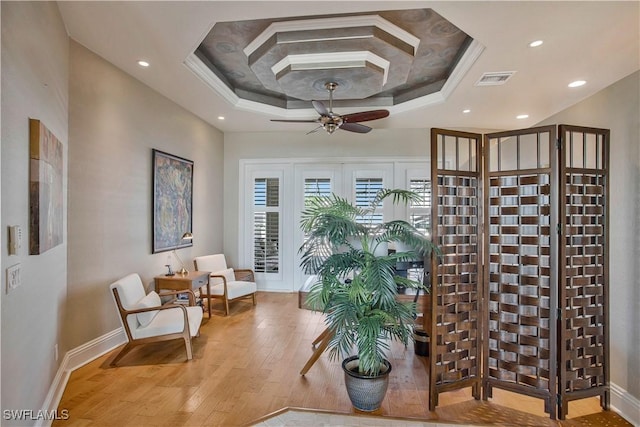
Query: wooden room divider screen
[[429, 129, 483, 410], [428, 126, 609, 420]]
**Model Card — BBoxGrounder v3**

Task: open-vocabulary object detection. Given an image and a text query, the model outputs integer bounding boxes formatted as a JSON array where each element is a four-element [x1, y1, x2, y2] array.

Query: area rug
[[250, 407, 494, 427], [249, 406, 632, 427]]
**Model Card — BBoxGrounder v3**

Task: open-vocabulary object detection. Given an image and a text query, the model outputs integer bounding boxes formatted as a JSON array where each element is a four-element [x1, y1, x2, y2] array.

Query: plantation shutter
[[301, 178, 332, 273], [355, 177, 383, 226], [304, 178, 331, 204], [254, 178, 280, 273], [409, 179, 432, 236]]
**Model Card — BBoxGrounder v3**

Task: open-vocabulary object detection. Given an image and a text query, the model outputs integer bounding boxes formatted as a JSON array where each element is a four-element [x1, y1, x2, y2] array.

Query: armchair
[[193, 254, 257, 316], [109, 273, 203, 366]]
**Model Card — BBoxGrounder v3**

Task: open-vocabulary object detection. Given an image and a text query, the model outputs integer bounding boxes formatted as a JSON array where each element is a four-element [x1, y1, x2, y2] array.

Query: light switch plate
[[8, 225, 22, 255], [6, 264, 21, 293]]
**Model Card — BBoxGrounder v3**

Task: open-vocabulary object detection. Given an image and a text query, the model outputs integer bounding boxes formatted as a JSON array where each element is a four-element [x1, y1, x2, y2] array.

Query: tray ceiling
[[191, 9, 474, 112]]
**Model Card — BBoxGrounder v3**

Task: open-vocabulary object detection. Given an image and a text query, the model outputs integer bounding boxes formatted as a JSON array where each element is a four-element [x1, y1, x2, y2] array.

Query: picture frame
[[29, 118, 64, 255], [152, 149, 194, 253]]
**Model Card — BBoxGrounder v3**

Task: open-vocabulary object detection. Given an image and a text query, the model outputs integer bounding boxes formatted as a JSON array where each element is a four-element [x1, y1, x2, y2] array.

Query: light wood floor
[[55, 292, 630, 426]]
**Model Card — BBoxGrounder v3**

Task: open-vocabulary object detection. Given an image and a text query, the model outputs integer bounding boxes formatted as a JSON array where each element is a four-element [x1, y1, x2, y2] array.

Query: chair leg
[[224, 298, 230, 316], [252, 293, 257, 306], [184, 335, 193, 360]]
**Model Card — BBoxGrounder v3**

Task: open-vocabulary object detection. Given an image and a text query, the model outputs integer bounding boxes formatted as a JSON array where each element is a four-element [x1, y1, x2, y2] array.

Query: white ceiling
[[58, 1, 640, 134]]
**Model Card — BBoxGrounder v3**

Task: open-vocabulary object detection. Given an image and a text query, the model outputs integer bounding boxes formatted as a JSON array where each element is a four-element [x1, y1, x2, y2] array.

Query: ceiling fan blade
[[342, 109, 390, 123], [306, 125, 324, 135], [311, 100, 329, 116], [270, 119, 318, 123], [340, 122, 372, 133]]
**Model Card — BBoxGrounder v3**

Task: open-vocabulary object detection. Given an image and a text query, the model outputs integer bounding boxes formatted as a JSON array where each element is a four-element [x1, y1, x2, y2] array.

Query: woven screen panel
[[562, 172, 606, 392], [434, 174, 480, 384], [487, 174, 552, 390]]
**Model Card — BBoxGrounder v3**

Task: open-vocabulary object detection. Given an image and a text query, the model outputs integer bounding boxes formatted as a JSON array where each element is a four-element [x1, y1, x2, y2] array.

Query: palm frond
[[300, 188, 439, 376], [364, 188, 422, 215]]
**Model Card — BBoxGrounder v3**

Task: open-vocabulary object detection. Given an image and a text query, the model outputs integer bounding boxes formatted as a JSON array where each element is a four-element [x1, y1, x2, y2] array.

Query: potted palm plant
[[299, 188, 437, 412]]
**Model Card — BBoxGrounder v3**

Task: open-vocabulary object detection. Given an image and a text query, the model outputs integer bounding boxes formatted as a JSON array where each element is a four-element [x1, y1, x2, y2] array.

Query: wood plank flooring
[[54, 292, 630, 426]]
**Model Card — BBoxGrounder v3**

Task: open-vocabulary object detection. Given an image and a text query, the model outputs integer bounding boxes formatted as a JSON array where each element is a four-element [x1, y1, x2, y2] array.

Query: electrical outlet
[[6, 264, 21, 293]]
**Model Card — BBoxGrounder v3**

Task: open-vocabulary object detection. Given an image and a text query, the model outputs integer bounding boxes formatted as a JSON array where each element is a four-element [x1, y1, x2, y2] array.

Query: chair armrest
[[210, 273, 229, 293], [122, 303, 190, 333], [122, 304, 188, 315], [233, 269, 255, 282]]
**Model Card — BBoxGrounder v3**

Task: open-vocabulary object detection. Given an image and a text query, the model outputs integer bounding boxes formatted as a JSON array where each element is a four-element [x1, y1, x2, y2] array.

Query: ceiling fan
[[271, 82, 389, 134]]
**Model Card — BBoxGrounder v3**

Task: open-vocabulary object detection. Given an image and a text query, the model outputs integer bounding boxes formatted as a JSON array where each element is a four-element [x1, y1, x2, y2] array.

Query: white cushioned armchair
[[193, 254, 257, 316], [109, 273, 203, 366]]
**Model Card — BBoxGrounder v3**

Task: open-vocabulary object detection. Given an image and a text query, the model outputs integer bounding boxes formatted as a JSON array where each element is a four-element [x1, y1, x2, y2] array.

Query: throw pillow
[[210, 268, 235, 286], [136, 291, 161, 327]]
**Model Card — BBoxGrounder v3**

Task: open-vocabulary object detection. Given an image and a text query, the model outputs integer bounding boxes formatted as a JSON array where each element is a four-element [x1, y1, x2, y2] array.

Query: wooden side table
[[155, 271, 211, 318]]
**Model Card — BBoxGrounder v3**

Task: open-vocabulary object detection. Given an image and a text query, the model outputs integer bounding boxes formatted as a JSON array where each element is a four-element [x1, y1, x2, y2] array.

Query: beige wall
[[538, 71, 640, 401], [2, 2, 225, 415], [66, 41, 225, 350], [1, 1, 69, 416]]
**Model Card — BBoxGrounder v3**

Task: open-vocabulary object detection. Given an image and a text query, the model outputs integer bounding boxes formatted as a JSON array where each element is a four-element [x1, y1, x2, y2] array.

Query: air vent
[[475, 71, 516, 86]]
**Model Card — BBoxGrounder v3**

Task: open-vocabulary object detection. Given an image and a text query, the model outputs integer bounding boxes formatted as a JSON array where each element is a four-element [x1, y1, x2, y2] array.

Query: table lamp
[[173, 232, 193, 275]]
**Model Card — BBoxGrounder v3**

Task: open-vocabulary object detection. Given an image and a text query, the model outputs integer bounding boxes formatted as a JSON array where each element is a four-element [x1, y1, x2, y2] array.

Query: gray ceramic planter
[[342, 355, 392, 412]]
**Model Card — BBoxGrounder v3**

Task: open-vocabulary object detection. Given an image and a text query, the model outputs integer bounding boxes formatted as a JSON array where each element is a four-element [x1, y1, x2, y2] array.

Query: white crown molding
[[184, 53, 240, 107], [271, 51, 390, 85], [388, 38, 485, 115], [185, 38, 484, 119], [243, 14, 420, 58], [440, 39, 485, 99]]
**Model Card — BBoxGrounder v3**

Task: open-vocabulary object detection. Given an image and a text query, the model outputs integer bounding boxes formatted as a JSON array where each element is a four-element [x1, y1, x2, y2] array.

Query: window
[[355, 177, 383, 227], [304, 178, 331, 203], [253, 178, 280, 273], [243, 160, 427, 291], [301, 178, 333, 273], [408, 178, 431, 236]]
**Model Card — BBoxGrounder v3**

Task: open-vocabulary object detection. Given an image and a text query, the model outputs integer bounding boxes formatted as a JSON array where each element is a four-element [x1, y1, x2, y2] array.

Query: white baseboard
[[37, 328, 126, 427], [38, 329, 640, 427], [65, 328, 126, 372], [611, 382, 640, 427]]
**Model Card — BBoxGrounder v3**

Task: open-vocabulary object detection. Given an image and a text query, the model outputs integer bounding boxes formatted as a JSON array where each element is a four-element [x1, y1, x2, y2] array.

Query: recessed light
[[568, 80, 586, 88], [529, 40, 543, 47], [217, 116, 225, 120], [516, 114, 529, 119], [137, 60, 150, 67], [463, 109, 471, 114]]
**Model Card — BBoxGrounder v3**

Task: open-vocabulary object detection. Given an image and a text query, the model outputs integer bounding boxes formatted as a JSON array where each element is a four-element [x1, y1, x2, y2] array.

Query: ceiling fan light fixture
[[270, 81, 389, 135], [324, 123, 338, 134]]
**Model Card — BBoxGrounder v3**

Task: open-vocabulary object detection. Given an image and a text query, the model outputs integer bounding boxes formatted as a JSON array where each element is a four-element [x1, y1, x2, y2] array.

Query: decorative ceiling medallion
[[186, 8, 483, 117]]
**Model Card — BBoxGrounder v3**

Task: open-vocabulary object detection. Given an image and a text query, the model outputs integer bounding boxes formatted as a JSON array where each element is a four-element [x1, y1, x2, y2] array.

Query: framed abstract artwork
[[29, 119, 64, 255], [152, 149, 193, 253]]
